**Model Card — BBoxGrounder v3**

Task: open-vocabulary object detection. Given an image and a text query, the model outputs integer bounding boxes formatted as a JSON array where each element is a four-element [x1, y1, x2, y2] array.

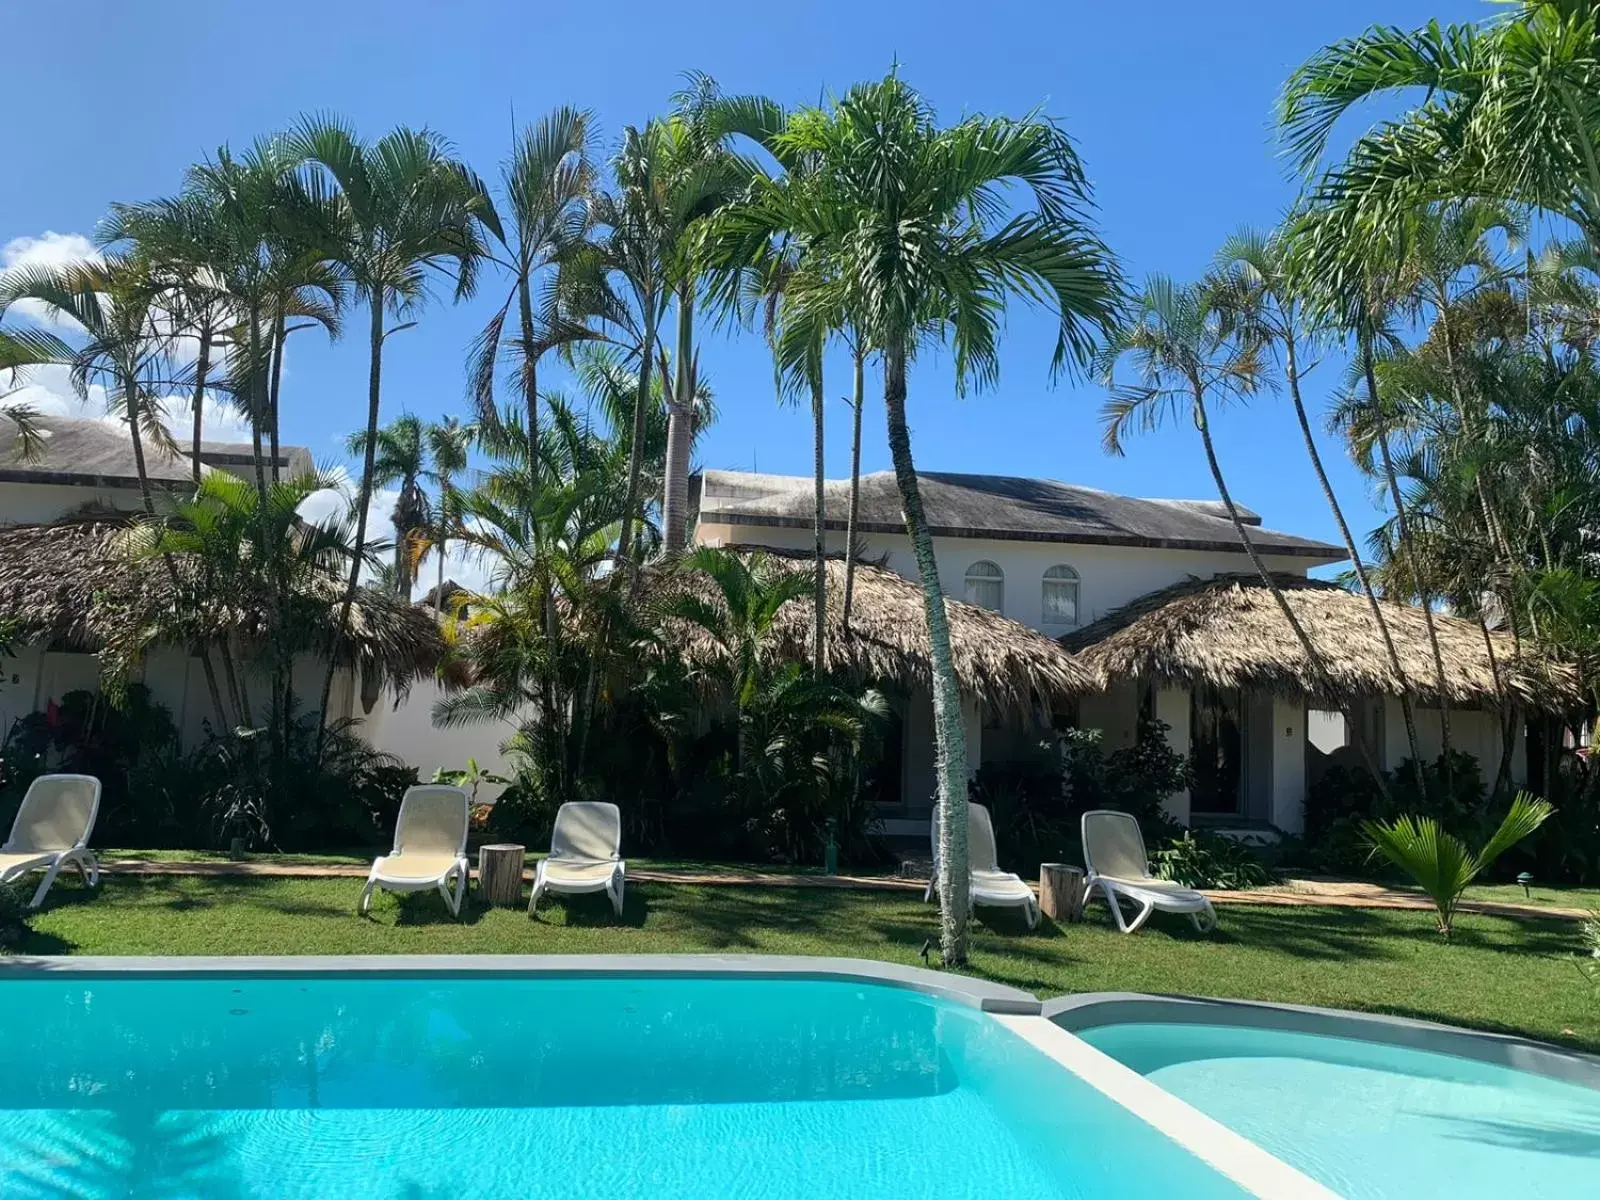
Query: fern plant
[[1363, 792, 1553, 938]]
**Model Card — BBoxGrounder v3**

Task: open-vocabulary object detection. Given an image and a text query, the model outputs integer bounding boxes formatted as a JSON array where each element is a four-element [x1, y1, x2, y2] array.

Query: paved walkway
[[100, 859, 1588, 920]]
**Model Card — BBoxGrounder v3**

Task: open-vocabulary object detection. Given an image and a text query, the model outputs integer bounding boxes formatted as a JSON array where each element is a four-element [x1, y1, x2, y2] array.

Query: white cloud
[[5, 363, 253, 449], [1, 232, 100, 325]]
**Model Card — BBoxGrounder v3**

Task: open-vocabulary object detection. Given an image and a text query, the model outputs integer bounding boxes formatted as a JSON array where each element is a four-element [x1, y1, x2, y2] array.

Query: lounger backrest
[[967, 803, 1001, 873], [392, 786, 468, 858], [1082, 809, 1151, 880], [550, 801, 621, 862], [6, 775, 100, 853], [929, 802, 1002, 875]]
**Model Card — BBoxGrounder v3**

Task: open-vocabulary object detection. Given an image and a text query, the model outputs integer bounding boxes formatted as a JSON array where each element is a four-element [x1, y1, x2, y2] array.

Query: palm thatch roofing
[[0, 517, 445, 688], [1062, 572, 1578, 711], [653, 548, 1093, 715]]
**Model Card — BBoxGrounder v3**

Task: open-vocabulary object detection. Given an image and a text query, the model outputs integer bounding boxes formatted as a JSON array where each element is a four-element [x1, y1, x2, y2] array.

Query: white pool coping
[[994, 1014, 1341, 1200]]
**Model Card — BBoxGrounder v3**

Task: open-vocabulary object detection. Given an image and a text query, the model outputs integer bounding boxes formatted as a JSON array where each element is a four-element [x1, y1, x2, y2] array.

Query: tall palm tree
[[1280, 3, 1600, 248], [656, 75, 763, 556], [0, 256, 178, 519], [1214, 224, 1409, 794], [469, 106, 596, 467], [290, 117, 485, 742], [840, 327, 871, 634], [423, 415, 475, 616], [0, 323, 70, 461], [584, 122, 675, 571], [1099, 276, 1371, 773], [711, 75, 1124, 963], [348, 414, 429, 598]]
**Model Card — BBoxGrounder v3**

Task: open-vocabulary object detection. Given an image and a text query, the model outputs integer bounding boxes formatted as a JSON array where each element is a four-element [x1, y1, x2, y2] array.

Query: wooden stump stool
[[1039, 863, 1086, 923], [478, 843, 526, 907]]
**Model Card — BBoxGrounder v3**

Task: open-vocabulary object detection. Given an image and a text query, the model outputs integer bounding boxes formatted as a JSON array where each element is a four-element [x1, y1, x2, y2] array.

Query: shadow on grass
[[531, 888, 649, 929]]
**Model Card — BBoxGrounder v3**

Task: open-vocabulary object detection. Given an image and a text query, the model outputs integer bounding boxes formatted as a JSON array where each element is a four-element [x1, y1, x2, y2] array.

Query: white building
[[694, 468, 1541, 834]]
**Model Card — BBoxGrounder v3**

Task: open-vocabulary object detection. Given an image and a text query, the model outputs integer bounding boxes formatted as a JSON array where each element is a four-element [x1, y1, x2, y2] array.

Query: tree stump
[[1039, 863, 1086, 923], [477, 843, 526, 908]]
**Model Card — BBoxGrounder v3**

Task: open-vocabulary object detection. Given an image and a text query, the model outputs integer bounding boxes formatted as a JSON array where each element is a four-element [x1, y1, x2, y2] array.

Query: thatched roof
[[1063, 573, 1578, 711], [655, 548, 1093, 714], [0, 517, 445, 688]]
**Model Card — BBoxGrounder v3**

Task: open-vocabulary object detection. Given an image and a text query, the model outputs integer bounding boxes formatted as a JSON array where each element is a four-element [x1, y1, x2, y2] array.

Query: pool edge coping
[[1043, 991, 1600, 1090], [0, 952, 1042, 1013]]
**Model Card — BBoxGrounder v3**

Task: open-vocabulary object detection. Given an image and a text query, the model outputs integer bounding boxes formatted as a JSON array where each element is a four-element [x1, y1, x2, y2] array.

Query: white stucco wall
[[1381, 699, 1526, 786], [361, 680, 516, 801], [0, 480, 150, 525], [1270, 696, 1307, 833], [697, 519, 1318, 636]]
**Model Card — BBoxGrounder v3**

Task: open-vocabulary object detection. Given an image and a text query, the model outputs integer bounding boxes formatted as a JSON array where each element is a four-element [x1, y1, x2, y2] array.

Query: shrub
[[0, 882, 32, 950], [1152, 830, 1274, 890], [972, 715, 1188, 870]]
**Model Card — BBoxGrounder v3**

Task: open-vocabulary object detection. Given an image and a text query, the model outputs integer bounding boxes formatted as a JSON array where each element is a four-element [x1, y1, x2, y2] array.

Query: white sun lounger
[[359, 785, 470, 918], [529, 801, 625, 918], [924, 801, 1039, 928], [0, 774, 101, 909], [1081, 808, 1217, 934]]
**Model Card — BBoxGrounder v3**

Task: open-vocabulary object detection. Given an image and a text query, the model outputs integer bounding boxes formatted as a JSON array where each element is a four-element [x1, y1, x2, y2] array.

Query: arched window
[[963, 560, 1004, 611], [1042, 564, 1080, 626]]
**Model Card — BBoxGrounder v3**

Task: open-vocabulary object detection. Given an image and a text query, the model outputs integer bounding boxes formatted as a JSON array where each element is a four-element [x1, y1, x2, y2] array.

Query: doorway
[[1190, 684, 1244, 815]]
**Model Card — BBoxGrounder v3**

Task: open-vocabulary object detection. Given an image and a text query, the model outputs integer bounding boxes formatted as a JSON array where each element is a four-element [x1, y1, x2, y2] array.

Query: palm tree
[[289, 116, 485, 742], [0, 256, 178, 519], [1100, 276, 1367, 763], [575, 125, 672, 571], [711, 75, 1124, 962], [348, 414, 429, 598], [840, 328, 871, 634], [0, 323, 70, 461], [423, 416, 474, 616], [656, 75, 763, 557], [1280, 4, 1600, 248], [469, 106, 596, 466], [1214, 224, 1410, 795]]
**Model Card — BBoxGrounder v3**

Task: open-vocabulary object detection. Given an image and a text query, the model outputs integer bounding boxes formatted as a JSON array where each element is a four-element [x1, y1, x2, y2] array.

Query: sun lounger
[[0, 774, 100, 908], [1081, 808, 1217, 933], [529, 801, 625, 918], [924, 801, 1039, 928], [359, 785, 470, 917]]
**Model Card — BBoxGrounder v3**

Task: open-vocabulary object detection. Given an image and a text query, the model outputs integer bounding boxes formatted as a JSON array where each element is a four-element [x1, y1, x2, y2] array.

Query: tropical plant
[[1363, 792, 1554, 937], [420, 415, 475, 615], [706, 73, 1123, 963], [469, 105, 596, 465], [349, 414, 429, 598], [0, 319, 71, 462], [290, 117, 486, 745]]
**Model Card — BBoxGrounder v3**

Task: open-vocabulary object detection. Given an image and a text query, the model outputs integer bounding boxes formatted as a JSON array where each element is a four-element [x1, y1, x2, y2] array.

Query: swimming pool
[[0, 965, 1250, 1199], [1079, 1018, 1600, 1200]]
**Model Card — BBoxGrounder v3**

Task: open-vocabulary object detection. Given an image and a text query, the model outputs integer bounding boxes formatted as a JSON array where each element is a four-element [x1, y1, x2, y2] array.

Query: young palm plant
[[348, 414, 429, 599], [1363, 792, 1553, 937]]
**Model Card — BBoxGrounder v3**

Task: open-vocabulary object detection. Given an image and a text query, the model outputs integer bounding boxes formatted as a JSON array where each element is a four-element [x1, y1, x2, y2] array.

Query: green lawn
[[1462, 881, 1600, 912], [16, 873, 1599, 1053]]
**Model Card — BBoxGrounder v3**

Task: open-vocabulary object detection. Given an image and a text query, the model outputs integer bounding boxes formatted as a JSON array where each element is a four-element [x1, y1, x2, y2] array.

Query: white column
[[1270, 695, 1306, 833], [1154, 686, 1191, 826]]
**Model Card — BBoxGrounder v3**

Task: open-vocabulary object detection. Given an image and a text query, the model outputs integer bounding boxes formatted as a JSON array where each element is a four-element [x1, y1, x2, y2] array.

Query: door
[[1190, 684, 1244, 815]]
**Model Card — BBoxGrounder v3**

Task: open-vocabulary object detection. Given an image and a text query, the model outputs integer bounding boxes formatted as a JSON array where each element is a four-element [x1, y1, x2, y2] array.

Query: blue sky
[[2, 0, 1489, 565]]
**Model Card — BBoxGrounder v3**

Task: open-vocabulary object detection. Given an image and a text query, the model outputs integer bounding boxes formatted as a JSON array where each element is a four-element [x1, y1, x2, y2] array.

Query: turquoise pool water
[[1081, 1021, 1600, 1200], [0, 976, 1244, 1199]]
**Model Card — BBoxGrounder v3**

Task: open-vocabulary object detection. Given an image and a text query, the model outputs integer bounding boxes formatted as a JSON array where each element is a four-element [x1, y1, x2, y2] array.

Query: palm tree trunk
[[318, 291, 385, 753], [616, 303, 658, 571], [663, 286, 695, 556], [1283, 330, 1399, 802], [1192, 385, 1396, 802], [190, 320, 212, 485], [434, 476, 450, 620], [811, 368, 826, 673], [842, 345, 865, 634], [197, 644, 229, 731], [1362, 335, 1451, 797], [268, 312, 286, 484], [219, 639, 251, 727], [884, 343, 970, 965], [517, 272, 539, 472]]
